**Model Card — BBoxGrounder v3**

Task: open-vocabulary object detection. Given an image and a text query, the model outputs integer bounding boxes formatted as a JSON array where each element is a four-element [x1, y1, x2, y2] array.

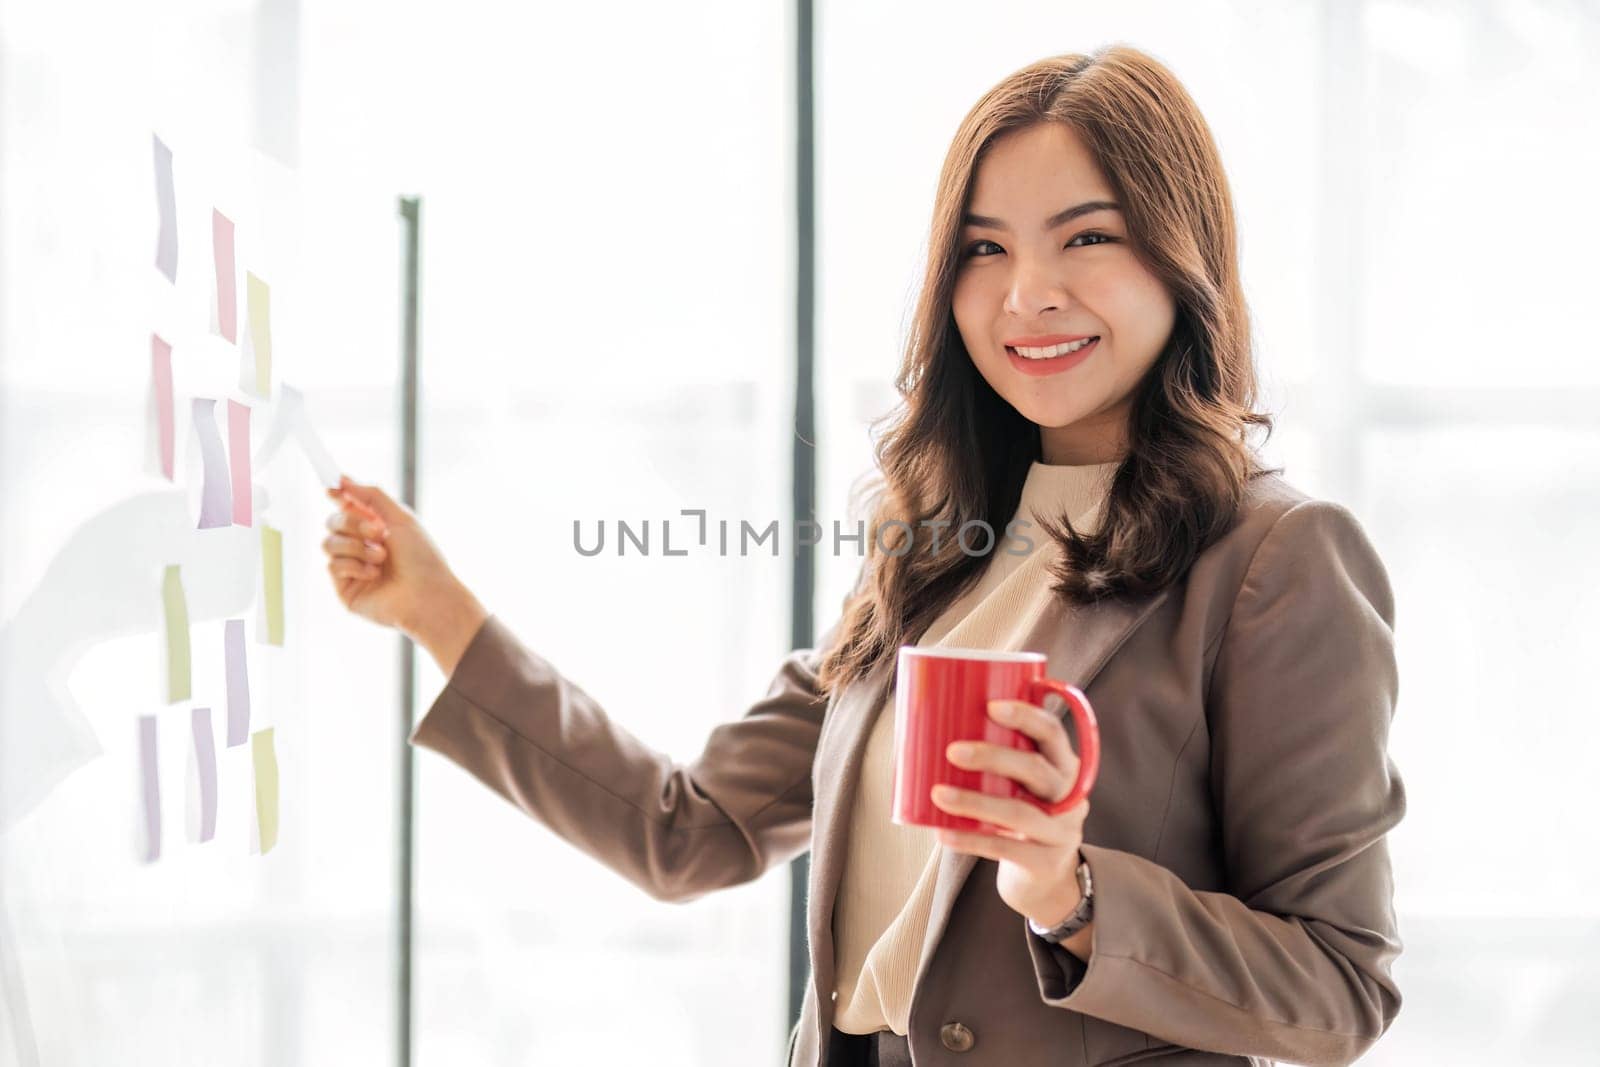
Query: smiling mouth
[[1007, 336, 1100, 360]]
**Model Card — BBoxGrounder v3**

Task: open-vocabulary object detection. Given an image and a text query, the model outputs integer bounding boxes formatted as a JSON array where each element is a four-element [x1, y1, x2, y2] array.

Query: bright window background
[[3, 1, 1596, 1065]]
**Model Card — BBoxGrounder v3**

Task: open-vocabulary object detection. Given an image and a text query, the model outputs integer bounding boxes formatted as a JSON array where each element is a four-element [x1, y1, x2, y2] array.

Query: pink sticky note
[[152, 335, 174, 480], [213, 209, 237, 343], [228, 400, 252, 525]]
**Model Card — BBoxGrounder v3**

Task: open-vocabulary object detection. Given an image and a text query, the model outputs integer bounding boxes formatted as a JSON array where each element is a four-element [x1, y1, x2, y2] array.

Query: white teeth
[[1013, 337, 1097, 359]]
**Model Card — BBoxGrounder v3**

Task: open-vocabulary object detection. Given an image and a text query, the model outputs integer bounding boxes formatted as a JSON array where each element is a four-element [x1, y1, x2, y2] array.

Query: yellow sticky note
[[251, 727, 279, 854], [162, 564, 190, 703], [245, 272, 272, 397], [261, 525, 284, 646]]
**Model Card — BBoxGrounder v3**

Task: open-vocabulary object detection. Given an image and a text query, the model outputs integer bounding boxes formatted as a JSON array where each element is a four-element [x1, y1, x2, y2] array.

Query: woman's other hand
[[322, 475, 488, 675], [930, 698, 1092, 953]]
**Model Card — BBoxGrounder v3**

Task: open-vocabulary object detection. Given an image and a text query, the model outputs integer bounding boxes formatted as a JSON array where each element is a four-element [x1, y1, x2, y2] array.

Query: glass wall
[[0, 1, 402, 1065]]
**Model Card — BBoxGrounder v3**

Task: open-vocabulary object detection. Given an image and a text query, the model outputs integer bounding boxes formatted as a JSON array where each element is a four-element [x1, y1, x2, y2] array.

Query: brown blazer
[[408, 471, 1405, 1067]]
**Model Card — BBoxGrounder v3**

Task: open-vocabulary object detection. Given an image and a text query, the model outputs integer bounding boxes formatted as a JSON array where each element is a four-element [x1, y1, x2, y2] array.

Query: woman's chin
[[1014, 401, 1093, 432]]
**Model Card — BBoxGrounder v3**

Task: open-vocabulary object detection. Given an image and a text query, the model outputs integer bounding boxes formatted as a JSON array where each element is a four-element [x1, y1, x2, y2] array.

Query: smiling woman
[[798, 44, 1401, 1067]]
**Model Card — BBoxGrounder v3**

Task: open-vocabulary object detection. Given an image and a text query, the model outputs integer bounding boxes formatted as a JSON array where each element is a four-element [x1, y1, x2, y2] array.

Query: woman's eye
[[963, 232, 1114, 259]]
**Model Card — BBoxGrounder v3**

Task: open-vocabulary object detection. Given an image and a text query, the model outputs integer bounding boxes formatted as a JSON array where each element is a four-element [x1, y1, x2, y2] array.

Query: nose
[[1002, 259, 1068, 319]]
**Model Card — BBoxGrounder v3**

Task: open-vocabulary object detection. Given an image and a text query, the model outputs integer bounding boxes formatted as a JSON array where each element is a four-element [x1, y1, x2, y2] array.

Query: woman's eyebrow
[[961, 200, 1121, 231]]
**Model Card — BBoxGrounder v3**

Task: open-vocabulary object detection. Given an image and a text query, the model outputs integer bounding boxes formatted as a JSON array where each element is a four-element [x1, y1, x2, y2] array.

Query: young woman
[[323, 45, 1404, 1067]]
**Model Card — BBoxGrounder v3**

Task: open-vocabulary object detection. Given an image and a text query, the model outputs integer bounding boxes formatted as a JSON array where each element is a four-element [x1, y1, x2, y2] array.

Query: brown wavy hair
[[814, 45, 1281, 699]]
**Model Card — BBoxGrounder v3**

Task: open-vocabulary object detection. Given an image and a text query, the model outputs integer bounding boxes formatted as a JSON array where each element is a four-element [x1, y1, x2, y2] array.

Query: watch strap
[[1028, 859, 1094, 943]]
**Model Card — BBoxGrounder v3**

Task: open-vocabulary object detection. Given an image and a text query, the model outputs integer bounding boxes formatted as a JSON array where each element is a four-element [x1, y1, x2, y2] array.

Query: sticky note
[[225, 619, 251, 746], [153, 134, 177, 282], [212, 209, 237, 343], [243, 273, 272, 397], [161, 564, 191, 703], [138, 714, 161, 863], [192, 398, 232, 529], [294, 405, 341, 489], [251, 384, 343, 489], [189, 707, 217, 843], [152, 335, 174, 480], [228, 400, 252, 526], [260, 526, 284, 646], [251, 727, 279, 855]]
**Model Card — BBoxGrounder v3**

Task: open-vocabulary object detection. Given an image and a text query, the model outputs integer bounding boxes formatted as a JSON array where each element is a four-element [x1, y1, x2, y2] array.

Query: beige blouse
[[830, 458, 1120, 1036]]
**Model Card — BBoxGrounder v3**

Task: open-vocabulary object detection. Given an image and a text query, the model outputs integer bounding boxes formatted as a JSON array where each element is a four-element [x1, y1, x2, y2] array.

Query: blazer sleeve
[[408, 612, 842, 904], [1024, 499, 1406, 1067]]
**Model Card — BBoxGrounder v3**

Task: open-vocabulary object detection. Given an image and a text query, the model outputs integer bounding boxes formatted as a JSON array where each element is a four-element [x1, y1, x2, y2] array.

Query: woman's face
[[951, 122, 1177, 465]]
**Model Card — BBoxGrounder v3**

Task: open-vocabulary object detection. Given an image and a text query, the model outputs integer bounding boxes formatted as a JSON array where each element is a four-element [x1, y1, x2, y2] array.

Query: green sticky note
[[261, 525, 284, 646], [162, 564, 191, 703], [246, 272, 272, 397], [251, 727, 279, 854]]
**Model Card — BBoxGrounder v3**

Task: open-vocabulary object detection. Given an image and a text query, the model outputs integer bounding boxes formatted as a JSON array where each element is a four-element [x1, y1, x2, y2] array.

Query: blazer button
[[831, 991, 838, 1001], [939, 1021, 975, 1052]]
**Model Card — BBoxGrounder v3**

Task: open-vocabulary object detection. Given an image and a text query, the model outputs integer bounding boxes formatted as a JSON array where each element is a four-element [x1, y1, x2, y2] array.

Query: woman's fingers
[[938, 700, 1081, 806], [328, 556, 380, 581], [325, 507, 387, 541], [337, 475, 404, 527], [322, 533, 386, 563], [333, 573, 360, 608], [930, 784, 1079, 845], [988, 700, 1079, 781], [947, 740, 1069, 804]]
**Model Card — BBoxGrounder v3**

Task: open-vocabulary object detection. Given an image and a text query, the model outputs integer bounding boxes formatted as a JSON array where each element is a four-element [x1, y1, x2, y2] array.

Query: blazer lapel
[[807, 653, 895, 1014], [912, 584, 1173, 989]]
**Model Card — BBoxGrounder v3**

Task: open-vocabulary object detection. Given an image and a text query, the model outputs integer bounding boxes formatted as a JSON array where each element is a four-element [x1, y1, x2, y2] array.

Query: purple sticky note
[[154, 134, 177, 282], [225, 619, 251, 746], [228, 400, 251, 525], [152, 335, 174, 481], [193, 398, 232, 529], [213, 209, 237, 343], [191, 707, 217, 843], [139, 715, 160, 863]]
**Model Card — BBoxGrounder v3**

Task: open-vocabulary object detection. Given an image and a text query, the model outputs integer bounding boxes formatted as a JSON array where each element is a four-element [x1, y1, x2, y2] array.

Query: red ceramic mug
[[890, 645, 1100, 834]]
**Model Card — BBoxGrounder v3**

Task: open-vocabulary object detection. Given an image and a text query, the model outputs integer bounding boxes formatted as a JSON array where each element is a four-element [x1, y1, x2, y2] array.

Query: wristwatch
[[1027, 858, 1094, 943]]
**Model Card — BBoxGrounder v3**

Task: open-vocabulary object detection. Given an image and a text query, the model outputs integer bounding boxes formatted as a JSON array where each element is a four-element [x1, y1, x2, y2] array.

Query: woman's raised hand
[[322, 475, 488, 675]]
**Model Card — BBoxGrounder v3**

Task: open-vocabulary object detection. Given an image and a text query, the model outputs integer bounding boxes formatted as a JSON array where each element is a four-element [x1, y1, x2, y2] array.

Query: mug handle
[[1024, 678, 1100, 815]]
